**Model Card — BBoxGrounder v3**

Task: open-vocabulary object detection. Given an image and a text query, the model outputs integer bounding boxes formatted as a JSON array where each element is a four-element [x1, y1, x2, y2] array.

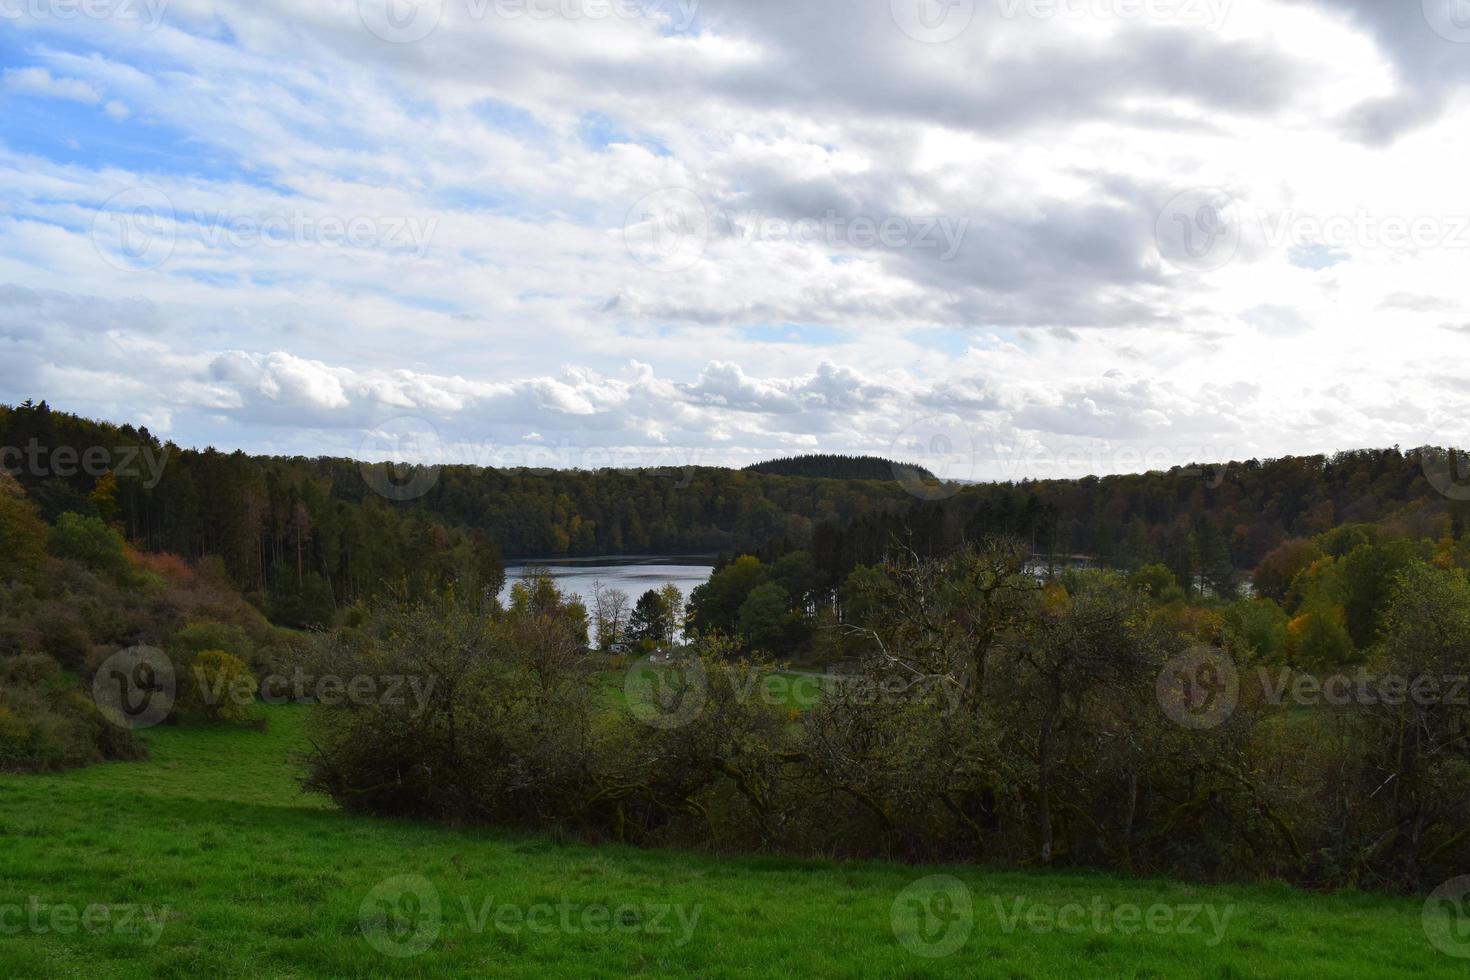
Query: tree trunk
[[1038, 712, 1055, 864]]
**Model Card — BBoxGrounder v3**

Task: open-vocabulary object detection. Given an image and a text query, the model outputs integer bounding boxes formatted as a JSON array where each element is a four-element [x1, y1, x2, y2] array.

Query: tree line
[[7, 401, 1469, 640]]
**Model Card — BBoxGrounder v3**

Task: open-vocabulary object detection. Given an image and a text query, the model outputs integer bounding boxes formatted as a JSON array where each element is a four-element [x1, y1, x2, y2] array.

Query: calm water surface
[[498, 555, 716, 611]]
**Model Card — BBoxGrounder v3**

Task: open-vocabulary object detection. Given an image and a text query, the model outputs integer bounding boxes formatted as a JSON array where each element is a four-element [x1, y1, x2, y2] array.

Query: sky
[[2, 0, 1470, 482]]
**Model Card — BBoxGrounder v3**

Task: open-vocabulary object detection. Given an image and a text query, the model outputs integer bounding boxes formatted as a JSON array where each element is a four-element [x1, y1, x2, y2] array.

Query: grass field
[[1, 706, 1466, 978]]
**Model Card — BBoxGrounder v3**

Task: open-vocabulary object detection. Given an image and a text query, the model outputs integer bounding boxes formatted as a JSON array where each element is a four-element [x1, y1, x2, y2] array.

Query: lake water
[[498, 555, 716, 612]]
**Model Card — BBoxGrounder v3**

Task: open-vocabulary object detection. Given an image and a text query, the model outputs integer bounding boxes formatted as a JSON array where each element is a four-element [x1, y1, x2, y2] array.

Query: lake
[[498, 555, 716, 612]]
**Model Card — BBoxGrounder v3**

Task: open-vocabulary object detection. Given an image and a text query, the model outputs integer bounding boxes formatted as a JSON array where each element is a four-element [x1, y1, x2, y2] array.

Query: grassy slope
[[0, 707, 1465, 979]]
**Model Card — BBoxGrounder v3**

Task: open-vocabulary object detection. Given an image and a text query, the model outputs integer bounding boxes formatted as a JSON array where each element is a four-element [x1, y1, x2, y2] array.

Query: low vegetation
[[1, 707, 1458, 979], [307, 538, 1470, 893], [0, 471, 296, 774]]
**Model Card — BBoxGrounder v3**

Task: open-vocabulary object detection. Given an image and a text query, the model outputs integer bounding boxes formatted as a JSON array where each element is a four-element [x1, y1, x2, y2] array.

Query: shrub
[[1223, 598, 1289, 660], [178, 649, 258, 724], [35, 602, 92, 669], [303, 591, 595, 825], [1127, 563, 1179, 600], [0, 653, 62, 687], [299, 540, 1470, 893], [0, 595, 43, 658], [0, 474, 48, 585], [0, 679, 147, 774], [171, 620, 256, 667], [129, 550, 193, 582], [46, 513, 134, 584], [1285, 603, 1355, 669], [0, 706, 31, 772]]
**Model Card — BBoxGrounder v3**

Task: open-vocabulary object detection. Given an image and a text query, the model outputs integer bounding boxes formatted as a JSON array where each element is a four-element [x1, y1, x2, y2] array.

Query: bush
[[1224, 598, 1288, 660], [0, 706, 32, 772], [0, 584, 43, 657], [178, 649, 258, 724], [46, 513, 134, 584], [44, 560, 149, 649], [303, 591, 594, 825], [0, 474, 48, 585], [171, 620, 256, 667], [0, 678, 147, 774], [1, 653, 62, 687], [300, 540, 1470, 893], [35, 602, 92, 669], [1285, 603, 1355, 668]]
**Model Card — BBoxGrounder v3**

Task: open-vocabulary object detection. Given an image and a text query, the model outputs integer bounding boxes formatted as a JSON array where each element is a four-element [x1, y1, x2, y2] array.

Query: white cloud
[[1, 2, 1469, 475], [2, 67, 101, 103]]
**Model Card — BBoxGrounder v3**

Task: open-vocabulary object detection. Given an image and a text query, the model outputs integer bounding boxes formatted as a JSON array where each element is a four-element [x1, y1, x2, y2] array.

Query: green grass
[[1, 707, 1466, 978]]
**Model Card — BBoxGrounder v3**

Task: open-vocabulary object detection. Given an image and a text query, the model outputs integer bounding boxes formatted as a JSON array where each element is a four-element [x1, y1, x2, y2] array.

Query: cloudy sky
[[3, 0, 1469, 480]]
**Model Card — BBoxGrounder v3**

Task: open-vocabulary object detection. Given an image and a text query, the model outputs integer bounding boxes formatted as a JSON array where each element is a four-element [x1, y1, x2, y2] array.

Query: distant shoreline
[[502, 554, 719, 567]]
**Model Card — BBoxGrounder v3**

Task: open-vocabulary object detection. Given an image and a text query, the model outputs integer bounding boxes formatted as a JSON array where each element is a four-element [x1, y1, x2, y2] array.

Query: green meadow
[[0, 706, 1464, 979]]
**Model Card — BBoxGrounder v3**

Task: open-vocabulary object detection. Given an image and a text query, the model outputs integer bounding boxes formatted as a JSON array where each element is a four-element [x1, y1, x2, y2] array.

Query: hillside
[[8, 400, 1470, 611]]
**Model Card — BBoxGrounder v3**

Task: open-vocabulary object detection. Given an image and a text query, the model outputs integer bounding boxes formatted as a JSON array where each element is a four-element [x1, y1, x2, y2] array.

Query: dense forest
[[0, 401, 916, 620], [688, 446, 1470, 665], [0, 402, 505, 627], [5, 401, 1469, 629], [772, 447, 1470, 597], [742, 454, 936, 483]]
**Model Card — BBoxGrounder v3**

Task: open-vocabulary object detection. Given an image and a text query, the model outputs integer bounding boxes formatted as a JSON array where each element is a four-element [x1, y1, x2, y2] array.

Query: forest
[[6, 400, 1466, 632], [3, 401, 1470, 896], [742, 454, 936, 482]]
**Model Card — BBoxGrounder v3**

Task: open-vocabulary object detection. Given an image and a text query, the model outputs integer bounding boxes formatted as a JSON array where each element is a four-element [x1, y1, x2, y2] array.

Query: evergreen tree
[[628, 589, 670, 649]]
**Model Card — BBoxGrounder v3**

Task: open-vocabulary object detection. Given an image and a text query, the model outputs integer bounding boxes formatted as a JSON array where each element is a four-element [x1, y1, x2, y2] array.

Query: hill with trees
[[6, 400, 1470, 637], [742, 454, 936, 483]]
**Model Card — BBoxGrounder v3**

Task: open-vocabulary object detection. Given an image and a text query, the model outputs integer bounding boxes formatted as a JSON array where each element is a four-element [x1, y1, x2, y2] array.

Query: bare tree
[[593, 583, 632, 650]]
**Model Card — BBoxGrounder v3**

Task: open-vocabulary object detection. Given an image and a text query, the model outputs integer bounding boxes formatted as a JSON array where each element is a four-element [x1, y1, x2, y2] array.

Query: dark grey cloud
[[695, 0, 1301, 133], [1293, 0, 1470, 143]]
